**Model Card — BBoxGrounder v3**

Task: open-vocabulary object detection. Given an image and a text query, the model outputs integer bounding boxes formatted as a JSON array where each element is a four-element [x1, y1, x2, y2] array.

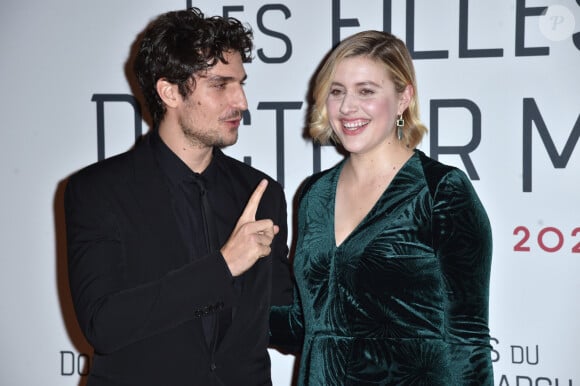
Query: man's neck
[[158, 124, 213, 174]]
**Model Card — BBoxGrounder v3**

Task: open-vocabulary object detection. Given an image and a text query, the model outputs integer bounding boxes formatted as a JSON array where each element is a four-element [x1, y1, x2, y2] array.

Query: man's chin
[[216, 133, 238, 149]]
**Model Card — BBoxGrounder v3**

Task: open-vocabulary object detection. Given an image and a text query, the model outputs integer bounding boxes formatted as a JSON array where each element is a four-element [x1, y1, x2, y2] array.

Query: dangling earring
[[396, 114, 404, 141]]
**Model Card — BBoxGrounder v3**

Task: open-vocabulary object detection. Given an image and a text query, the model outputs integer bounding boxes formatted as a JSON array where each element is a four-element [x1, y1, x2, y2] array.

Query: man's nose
[[232, 84, 248, 111]]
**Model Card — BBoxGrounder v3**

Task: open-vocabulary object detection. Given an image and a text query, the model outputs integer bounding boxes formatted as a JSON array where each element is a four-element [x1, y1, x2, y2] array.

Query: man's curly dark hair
[[133, 7, 253, 127]]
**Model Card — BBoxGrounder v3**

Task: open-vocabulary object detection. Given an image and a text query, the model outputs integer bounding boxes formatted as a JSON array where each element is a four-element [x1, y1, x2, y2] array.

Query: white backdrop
[[1, 0, 579, 385]]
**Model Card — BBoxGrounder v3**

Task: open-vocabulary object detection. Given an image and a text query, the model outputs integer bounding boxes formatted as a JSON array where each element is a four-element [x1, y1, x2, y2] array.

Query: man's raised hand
[[220, 179, 279, 277]]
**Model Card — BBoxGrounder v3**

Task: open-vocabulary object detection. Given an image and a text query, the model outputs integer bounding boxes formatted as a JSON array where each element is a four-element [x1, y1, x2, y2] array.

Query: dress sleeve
[[432, 169, 494, 385], [268, 181, 294, 306], [64, 174, 237, 354], [268, 177, 312, 354], [269, 286, 304, 354]]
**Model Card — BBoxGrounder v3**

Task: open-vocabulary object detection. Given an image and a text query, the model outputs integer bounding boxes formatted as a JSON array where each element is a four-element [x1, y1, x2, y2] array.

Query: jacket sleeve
[[64, 173, 237, 354], [432, 168, 494, 385]]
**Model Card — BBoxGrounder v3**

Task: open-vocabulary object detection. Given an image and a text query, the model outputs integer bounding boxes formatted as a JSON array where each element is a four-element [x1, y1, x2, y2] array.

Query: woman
[[270, 30, 494, 385]]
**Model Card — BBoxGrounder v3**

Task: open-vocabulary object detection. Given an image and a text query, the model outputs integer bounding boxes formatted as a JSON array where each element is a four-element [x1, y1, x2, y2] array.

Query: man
[[65, 8, 292, 385]]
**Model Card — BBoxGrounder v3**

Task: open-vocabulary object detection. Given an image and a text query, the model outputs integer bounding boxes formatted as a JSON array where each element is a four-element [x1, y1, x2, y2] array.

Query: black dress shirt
[[151, 130, 241, 348]]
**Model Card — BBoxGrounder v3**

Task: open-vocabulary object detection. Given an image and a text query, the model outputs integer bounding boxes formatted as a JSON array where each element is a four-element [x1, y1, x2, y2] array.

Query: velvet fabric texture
[[270, 150, 493, 385]]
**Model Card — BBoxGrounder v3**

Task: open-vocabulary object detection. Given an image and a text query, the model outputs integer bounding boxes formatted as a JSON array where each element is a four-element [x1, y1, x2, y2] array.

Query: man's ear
[[398, 84, 414, 114], [156, 78, 180, 108]]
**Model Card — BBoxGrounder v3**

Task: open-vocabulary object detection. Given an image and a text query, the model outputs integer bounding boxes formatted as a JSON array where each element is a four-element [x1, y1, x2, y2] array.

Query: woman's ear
[[156, 78, 180, 108], [398, 84, 414, 114]]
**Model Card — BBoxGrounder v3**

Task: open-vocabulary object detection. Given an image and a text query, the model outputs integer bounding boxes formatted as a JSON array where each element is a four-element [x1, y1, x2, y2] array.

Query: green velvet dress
[[270, 150, 493, 385]]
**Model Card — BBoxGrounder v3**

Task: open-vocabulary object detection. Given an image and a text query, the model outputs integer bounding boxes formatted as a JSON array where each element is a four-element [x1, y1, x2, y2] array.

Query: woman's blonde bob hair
[[309, 30, 427, 148]]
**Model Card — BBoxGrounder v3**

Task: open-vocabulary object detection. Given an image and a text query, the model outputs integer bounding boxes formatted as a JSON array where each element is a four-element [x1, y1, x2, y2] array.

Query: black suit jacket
[[65, 133, 293, 386]]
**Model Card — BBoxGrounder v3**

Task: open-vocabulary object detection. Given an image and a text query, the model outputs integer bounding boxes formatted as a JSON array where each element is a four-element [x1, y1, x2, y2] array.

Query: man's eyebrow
[[204, 74, 248, 83]]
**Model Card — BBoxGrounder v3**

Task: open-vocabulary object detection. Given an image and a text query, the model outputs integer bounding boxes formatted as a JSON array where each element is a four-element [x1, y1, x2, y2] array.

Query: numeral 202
[[513, 226, 580, 253]]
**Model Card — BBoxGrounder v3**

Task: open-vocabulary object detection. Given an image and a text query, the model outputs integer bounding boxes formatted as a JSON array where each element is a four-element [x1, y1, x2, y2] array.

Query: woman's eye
[[329, 89, 343, 96], [360, 88, 374, 96]]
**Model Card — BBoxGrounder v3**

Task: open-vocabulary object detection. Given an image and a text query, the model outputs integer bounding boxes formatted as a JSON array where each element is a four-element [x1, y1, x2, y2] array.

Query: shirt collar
[[151, 129, 219, 189]]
